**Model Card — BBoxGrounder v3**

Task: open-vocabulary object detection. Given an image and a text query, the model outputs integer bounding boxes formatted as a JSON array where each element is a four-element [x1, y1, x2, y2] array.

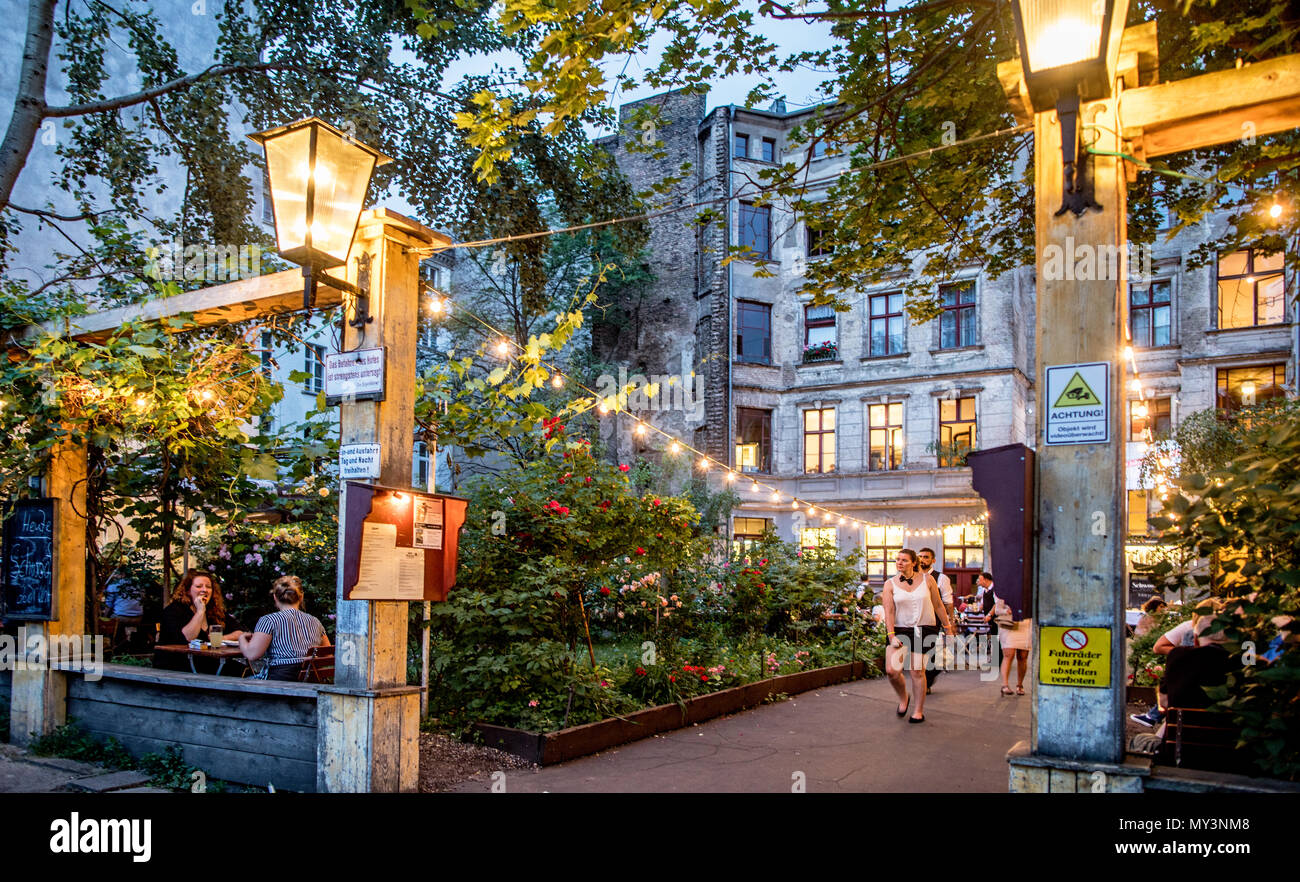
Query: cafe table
[[154, 643, 247, 676]]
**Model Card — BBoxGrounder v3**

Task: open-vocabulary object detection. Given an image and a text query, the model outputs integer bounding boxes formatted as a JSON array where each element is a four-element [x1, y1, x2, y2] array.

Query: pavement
[[0, 745, 169, 793], [454, 666, 1033, 792]]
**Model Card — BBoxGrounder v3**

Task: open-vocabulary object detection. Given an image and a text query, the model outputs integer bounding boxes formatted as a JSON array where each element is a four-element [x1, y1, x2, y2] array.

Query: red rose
[[585, 476, 592, 484], [636, 547, 646, 555], [552, 591, 562, 599], [656, 533, 662, 538], [636, 667, 646, 676], [559, 506, 570, 515], [669, 675, 676, 682], [651, 498, 661, 506], [600, 586, 610, 596], [558, 477, 566, 483], [618, 464, 630, 472], [700, 676, 708, 682]]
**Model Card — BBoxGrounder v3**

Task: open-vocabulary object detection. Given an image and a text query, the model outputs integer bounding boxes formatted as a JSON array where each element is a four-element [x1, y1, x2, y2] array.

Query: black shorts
[[890, 625, 941, 669]]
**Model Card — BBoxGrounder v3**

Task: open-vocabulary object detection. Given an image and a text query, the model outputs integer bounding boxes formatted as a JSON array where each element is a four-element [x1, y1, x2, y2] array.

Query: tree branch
[[764, 0, 994, 20], [44, 61, 293, 118]]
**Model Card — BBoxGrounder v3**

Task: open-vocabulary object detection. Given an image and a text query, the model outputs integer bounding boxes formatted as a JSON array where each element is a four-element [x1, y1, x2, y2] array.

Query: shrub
[[1126, 607, 1193, 686]]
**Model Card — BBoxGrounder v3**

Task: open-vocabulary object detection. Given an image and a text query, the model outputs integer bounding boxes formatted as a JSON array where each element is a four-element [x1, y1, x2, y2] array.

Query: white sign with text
[[339, 443, 382, 479], [325, 348, 385, 403]]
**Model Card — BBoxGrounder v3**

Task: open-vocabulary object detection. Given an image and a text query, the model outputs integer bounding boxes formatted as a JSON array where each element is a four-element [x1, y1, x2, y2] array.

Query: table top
[[154, 643, 245, 658]]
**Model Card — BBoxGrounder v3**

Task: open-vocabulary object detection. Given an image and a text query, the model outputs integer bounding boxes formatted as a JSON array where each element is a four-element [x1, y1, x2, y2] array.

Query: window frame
[[803, 304, 837, 358], [1215, 249, 1286, 329], [800, 526, 838, 559], [734, 132, 750, 159], [942, 524, 985, 570], [868, 402, 905, 472], [304, 343, 326, 394], [735, 300, 772, 364], [738, 202, 772, 260], [865, 525, 905, 584], [1130, 279, 1173, 348], [868, 292, 906, 357], [1215, 364, 1287, 413], [1129, 397, 1171, 441], [802, 407, 837, 474], [734, 407, 772, 473], [937, 282, 977, 349], [760, 137, 776, 163], [733, 517, 773, 553], [806, 224, 832, 258], [937, 396, 977, 467]]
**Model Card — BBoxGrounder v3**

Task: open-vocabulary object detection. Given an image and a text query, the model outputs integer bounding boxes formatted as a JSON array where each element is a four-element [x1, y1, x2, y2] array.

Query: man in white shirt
[[917, 548, 954, 692]]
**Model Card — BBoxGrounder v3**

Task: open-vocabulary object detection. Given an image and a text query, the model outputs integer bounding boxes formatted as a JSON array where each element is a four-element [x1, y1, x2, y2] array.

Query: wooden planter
[[474, 657, 883, 766], [1127, 685, 1158, 706]]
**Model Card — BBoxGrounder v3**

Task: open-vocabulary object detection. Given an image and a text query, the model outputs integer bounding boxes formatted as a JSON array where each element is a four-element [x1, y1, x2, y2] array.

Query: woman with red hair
[[154, 569, 245, 673]]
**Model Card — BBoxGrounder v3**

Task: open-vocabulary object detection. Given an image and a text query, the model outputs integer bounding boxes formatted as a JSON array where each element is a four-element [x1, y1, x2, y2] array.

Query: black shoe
[[908, 714, 925, 724], [896, 698, 910, 717]]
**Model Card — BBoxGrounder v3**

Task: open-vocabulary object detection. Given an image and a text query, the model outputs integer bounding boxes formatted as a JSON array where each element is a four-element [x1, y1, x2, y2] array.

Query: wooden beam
[[1121, 54, 1300, 157]]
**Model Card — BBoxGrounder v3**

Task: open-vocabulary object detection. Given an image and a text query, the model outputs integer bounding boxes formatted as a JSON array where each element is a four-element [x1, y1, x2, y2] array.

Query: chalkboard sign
[[1128, 573, 1158, 610], [2, 499, 56, 621]]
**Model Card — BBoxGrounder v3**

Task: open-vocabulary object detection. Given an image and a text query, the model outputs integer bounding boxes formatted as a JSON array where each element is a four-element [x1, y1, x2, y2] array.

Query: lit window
[[733, 517, 772, 554], [938, 397, 976, 467], [803, 408, 836, 474], [1129, 398, 1170, 441], [865, 525, 905, 583], [735, 301, 771, 363], [734, 407, 771, 473], [738, 202, 771, 259], [1216, 364, 1286, 413], [869, 292, 905, 356], [1127, 489, 1160, 536], [942, 524, 985, 570], [1130, 280, 1172, 347], [801, 527, 837, 558], [1216, 249, 1285, 329], [938, 282, 976, 349], [869, 403, 904, 471]]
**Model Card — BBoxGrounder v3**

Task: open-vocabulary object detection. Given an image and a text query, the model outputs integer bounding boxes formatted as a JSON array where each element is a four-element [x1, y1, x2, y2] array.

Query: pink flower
[[585, 476, 592, 484], [600, 680, 609, 687], [651, 498, 661, 506], [528, 699, 539, 707]]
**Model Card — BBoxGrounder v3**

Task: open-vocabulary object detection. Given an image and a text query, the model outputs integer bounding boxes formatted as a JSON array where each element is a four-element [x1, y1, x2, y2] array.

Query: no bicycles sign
[[1039, 626, 1111, 688]]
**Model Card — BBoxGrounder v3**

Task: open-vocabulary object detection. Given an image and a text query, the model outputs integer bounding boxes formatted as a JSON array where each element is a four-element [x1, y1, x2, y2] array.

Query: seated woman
[[154, 569, 244, 674], [239, 576, 330, 681]]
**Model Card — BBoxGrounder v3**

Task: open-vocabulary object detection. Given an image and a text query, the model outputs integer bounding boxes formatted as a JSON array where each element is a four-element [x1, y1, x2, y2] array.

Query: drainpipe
[[726, 105, 734, 478]]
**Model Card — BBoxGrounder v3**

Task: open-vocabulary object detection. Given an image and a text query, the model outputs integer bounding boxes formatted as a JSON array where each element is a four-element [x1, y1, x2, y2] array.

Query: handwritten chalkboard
[[2, 499, 56, 621]]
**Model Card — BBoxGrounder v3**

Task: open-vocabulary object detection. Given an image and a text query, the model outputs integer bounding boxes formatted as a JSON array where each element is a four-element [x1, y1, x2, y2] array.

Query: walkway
[[454, 667, 1032, 792]]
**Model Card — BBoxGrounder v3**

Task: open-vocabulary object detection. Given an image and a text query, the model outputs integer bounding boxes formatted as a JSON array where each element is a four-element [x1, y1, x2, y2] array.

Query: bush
[[1127, 607, 1193, 686]]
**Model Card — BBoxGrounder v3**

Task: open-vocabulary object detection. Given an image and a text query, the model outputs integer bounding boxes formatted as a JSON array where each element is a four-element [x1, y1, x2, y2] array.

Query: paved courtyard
[[455, 667, 1032, 793]]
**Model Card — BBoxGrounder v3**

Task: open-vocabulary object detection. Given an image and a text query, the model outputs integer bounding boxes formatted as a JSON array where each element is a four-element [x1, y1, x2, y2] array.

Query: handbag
[[993, 599, 1016, 630]]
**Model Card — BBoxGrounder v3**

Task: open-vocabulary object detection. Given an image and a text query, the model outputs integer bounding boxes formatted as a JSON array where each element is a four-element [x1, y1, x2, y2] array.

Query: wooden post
[[316, 209, 447, 793], [1029, 94, 1129, 766], [9, 440, 87, 745]]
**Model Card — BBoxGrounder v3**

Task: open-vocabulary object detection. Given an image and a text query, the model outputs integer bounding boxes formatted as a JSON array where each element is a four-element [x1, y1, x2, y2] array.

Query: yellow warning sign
[[1039, 626, 1111, 688], [1052, 372, 1101, 408]]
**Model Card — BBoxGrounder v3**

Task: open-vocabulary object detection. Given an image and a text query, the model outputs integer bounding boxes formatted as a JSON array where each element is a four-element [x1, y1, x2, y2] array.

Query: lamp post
[[249, 118, 392, 311], [1011, 0, 1130, 215]]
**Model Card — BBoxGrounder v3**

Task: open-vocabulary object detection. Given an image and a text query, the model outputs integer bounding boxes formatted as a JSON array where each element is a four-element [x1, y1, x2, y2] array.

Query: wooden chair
[[298, 645, 335, 684], [1156, 708, 1246, 773]]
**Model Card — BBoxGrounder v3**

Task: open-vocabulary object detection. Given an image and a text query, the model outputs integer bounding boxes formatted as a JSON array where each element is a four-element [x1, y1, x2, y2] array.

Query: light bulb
[[751, 481, 760, 492], [597, 402, 610, 415], [725, 471, 735, 483], [428, 297, 446, 316], [1130, 379, 1143, 394], [1122, 346, 1134, 362], [669, 441, 681, 455], [1269, 202, 1283, 219], [634, 423, 646, 437], [495, 339, 510, 357], [551, 374, 564, 388], [698, 457, 709, 471]]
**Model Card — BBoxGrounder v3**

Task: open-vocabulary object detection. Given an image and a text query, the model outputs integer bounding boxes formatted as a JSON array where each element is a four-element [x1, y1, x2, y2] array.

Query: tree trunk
[[0, 0, 56, 211]]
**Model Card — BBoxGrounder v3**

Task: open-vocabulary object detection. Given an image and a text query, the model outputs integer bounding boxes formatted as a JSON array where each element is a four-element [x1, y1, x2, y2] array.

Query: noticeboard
[[2, 499, 57, 621], [1039, 626, 1111, 688], [341, 482, 468, 602]]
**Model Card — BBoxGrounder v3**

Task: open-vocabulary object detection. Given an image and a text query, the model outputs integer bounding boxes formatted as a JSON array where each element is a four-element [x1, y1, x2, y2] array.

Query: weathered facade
[[603, 88, 1297, 596]]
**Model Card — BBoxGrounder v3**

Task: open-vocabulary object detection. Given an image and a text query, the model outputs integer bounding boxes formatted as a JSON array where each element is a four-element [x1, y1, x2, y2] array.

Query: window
[[938, 282, 976, 349], [738, 202, 771, 259], [800, 527, 837, 559], [1126, 490, 1161, 536], [812, 140, 827, 159], [761, 137, 776, 162], [803, 408, 836, 473], [259, 331, 274, 378], [803, 304, 837, 361], [1216, 364, 1286, 413], [734, 133, 749, 158], [865, 525, 905, 583], [1130, 397, 1171, 441], [1130, 279, 1172, 347], [261, 168, 274, 226], [733, 517, 772, 553], [869, 292, 905, 356], [942, 524, 985, 570], [414, 441, 431, 490], [938, 397, 976, 466], [304, 343, 325, 394], [1217, 249, 1285, 328], [734, 407, 772, 473], [806, 225, 832, 258], [869, 403, 904, 471], [735, 301, 771, 363]]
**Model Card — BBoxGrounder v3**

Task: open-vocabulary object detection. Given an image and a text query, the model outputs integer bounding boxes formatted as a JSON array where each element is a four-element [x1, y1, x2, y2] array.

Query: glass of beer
[[208, 625, 223, 649]]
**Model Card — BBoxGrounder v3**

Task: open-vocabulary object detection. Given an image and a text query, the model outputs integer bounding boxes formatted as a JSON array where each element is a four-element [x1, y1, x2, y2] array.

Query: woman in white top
[[882, 549, 955, 723]]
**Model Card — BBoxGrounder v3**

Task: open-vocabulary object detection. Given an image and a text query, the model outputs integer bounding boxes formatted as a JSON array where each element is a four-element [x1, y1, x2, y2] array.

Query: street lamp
[[249, 118, 393, 311], [1011, 0, 1130, 216]]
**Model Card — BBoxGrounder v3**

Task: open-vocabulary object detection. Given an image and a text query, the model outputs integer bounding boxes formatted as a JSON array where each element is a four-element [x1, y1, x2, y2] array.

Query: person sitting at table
[[239, 576, 330, 681], [154, 569, 244, 673]]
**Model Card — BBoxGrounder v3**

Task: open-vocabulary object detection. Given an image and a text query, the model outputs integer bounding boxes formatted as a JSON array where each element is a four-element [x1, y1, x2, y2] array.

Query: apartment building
[[602, 88, 1296, 598]]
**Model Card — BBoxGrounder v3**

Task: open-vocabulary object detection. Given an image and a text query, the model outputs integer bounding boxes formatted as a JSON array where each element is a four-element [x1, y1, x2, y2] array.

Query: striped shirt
[[252, 608, 325, 676]]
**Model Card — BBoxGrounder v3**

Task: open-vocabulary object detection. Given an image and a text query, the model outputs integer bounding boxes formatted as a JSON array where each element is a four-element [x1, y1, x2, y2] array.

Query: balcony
[[802, 341, 839, 364]]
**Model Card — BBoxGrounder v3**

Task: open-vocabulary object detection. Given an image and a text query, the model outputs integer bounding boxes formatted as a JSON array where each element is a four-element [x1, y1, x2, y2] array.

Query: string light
[[698, 457, 709, 471], [725, 471, 736, 483], [634, 422, 647, 437], [428, 297, 446, 316], [669, 441, 681, 455], [751, 480, 760, 492], [494, 339, 510, 357], [1269, 202, 1283, 219], [551, 374, 564, 389]]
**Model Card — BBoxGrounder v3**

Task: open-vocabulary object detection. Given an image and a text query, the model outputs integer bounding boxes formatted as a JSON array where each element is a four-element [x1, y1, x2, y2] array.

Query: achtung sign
[[1045, 361, 1109, 445], [1039, 626, 1111, 687]]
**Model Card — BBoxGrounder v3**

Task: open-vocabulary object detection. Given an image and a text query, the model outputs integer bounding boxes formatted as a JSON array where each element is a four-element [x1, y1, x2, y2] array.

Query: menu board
[[341, 482, 467, 601], [2, 499, 56, 621]]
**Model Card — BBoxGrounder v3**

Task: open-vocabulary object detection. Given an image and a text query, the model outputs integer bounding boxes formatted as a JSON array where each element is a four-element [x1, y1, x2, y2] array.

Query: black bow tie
[[900, 576, 913, 585]]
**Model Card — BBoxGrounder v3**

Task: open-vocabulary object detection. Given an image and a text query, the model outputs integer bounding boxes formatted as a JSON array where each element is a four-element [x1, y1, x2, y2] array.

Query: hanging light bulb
[[428, 297, 446, 316], [597, 402, 610, 415], [698, 457, 709, 471], [551, 374, 564, 389], [1122, 345, 1134, 362], [838, 516, 845, 525], [751, 480, 760, 492], [1269, 201, 1283, 220], [634, 422, 647, 437], [494, 339, 510, 357], [725, 471, 736, 483], [1130, 379, 1143, 394], [669, 441, 681, 455]]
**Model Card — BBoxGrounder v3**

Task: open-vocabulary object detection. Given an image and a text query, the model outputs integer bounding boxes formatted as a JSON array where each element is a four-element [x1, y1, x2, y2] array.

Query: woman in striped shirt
[[238, 576, 329, 681]]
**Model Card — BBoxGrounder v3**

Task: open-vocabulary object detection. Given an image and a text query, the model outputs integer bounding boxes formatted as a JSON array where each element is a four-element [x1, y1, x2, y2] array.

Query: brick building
[[601, 88, 1297, 599]]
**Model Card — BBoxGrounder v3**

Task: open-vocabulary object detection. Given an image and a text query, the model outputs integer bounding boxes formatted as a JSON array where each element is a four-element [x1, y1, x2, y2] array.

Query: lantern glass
[[1017, 0, 1107, 73], [253, 118, 389, 269]]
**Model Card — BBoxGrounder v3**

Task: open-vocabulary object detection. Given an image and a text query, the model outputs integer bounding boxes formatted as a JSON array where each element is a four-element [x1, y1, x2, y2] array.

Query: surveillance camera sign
[[1045, 362, 1109, 445]]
